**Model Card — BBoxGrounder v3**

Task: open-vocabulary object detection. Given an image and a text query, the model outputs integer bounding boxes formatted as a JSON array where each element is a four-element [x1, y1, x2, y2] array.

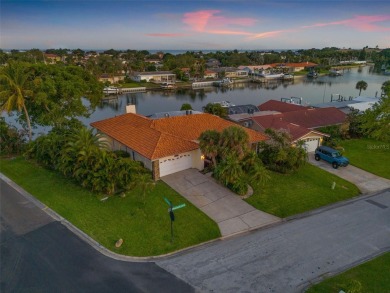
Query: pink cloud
[[182, 10, 256, 35], [248, 29, 294, 39], [302, 15, 390, 32], [183, 10, 219, 32], [145, 33, 188, 37]]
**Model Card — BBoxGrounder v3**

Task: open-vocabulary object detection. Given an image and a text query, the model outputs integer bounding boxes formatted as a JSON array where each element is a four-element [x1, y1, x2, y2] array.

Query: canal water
[[4, 66, 389, 134], [86, 66, 389, 124]]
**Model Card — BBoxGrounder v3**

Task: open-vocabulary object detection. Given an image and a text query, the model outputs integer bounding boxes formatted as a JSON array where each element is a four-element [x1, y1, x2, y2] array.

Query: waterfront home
[[99, 74, 125, 84], [203, 70, 218, 79], [250, 100, 346, 152], [91, 111, 267, 180], [131, 71, 176, 83]]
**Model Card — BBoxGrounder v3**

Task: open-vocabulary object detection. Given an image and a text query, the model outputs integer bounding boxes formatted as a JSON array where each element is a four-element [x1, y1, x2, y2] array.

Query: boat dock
[[120, 87, 146, 93]]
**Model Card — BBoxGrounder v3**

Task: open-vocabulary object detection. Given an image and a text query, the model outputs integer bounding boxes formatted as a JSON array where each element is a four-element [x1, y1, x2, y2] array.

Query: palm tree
[[0, 61, 33, 141], [356, 80, 368, 96], [199, 130, 220, 168], [219, 126, 249, 160]]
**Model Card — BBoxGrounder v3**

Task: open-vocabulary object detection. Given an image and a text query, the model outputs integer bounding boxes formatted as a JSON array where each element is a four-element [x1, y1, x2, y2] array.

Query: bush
[[0, 118, 26, 156]]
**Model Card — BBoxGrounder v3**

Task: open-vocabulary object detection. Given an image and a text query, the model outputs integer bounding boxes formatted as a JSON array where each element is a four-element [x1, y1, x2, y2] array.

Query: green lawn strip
[[0, 157, 220, 256], [306, 252, 390, 293], [340, 138, 390, 179], [246, 164, 360, 218]]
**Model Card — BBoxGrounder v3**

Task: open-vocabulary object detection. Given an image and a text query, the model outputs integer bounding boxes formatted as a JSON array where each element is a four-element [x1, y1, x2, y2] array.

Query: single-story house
[[91, 112, 267, 179], [269, 62, 318, 72], [203, 70, 218, 79], [99, 74, 126, 84], [258, 100, 311, 112], [252, 100, 347, 152], [131, 71, 176, 83], [44, 54, 63, 63], [251, 115, 328, 152]]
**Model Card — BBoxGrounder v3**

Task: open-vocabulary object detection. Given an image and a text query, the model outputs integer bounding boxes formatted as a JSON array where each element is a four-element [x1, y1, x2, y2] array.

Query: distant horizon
[[2, 46, 387, 53], [2, 1, 389, 50]]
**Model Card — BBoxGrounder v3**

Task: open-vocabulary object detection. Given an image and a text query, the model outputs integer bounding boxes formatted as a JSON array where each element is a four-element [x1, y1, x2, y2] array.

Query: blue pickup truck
[[314, 146, 349, 169]]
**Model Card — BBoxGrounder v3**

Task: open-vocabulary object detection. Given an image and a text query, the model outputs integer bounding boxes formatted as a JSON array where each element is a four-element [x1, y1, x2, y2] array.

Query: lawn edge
[[299, 249, 390, 292]]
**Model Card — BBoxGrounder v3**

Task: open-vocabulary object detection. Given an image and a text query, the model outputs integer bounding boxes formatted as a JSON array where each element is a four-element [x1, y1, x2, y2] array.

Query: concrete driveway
[[308, 155, 390, 194], [161, 169, 280, 237]]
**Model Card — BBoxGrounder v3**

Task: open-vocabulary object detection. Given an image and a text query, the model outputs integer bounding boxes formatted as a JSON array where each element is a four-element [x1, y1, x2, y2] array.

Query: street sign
[[163, 197, 172, 207], [162, 197, 186, 243], [172, 203, 186, 211]]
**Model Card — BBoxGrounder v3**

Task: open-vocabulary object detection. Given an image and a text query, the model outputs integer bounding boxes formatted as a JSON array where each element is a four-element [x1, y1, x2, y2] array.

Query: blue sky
[[1, 0, 390, 50]]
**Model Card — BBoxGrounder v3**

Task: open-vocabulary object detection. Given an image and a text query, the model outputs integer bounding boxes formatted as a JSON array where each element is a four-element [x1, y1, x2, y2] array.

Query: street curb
[[298, 247, 390, 292], [284, 188, 390, 222]]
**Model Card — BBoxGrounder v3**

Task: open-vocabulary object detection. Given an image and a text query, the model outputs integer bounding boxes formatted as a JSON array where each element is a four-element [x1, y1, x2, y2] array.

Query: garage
[[303, 138, 320, 152], [159, 153, 193, 177]]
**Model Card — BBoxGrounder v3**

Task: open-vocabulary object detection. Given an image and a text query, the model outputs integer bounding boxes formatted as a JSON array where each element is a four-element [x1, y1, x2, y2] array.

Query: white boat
[[329, 69, 343, 76], [259, 71, 284, 79], [282, 73, 294, 80], [161, 82, 176, 89], [307, 71, 318, 78], [213, 101, 235, 107], [103, 86, 120, 94], [219, 78, 234, 86]]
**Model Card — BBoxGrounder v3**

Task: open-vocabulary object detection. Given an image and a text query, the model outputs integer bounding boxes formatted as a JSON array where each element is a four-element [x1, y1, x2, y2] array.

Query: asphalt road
[[157, 190, 390, 293], [0, 179, 194, 293]]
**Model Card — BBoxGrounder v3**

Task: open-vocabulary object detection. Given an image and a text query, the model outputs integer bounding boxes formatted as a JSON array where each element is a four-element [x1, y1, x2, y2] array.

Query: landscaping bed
[[307, 252, 390, 293], [0, 157, 220, 256], [246, 164, 360, 218], [340, 138, 390, 179]]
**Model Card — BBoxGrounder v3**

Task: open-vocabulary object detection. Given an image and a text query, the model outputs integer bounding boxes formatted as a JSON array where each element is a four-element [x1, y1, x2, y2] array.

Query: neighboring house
[[98, 74, 125, 84], [44, 53, 62, 63], [91, 112, 267, 179], [258, 100, 311, 112], [206, 58, 221, 68], [269, 62, 318, 72], [203, 70, 218, 79], [252, 100, 346, 152], [131, 71, 176, 83], [238, 65, 273, 74], [251, 115, 328, 152], [212, 67, 248, 78]]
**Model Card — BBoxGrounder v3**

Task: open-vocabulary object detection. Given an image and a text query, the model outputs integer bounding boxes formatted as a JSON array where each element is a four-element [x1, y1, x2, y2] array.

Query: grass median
[[0, 157, 220, 257], [307, 252, 390, 293], [246, 164, 360, 218]]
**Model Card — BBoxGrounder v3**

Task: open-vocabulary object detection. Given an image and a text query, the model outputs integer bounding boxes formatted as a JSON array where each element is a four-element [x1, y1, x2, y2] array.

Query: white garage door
[[159, 153, 192, 177], [304, 138, 319, 152]]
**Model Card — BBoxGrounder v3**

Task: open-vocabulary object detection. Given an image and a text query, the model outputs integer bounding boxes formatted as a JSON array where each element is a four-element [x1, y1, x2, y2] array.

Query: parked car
[[314, 146, 349, 169]]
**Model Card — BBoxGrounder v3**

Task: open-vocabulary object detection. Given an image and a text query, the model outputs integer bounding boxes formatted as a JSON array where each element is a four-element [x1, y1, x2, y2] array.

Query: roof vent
[[165, 113, 170, 117]]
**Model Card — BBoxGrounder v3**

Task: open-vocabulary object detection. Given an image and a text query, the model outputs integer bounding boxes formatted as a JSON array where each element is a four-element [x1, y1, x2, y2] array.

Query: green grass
[[307, 252, 390, 293], [0, 157, 220, 256], [246, 164, 360, 218], [116, 81, 161, 89], [340, 138, 390, 179]]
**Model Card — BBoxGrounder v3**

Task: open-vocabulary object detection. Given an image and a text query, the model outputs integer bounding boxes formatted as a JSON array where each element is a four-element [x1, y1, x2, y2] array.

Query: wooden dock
[[120, 87, 146, 93]]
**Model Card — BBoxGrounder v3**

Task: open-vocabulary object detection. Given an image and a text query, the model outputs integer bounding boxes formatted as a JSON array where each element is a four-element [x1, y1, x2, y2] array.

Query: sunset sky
[[2, 0, 390, 50]]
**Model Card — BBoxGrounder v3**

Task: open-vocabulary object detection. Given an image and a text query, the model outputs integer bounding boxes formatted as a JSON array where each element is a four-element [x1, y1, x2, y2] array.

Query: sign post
[[163, 197, 186, 243]]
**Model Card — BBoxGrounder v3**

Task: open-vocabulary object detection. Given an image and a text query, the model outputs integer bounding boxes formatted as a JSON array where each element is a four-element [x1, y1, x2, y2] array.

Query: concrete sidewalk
[[161, 169, 280, 237], [308, 155, 390, 194]]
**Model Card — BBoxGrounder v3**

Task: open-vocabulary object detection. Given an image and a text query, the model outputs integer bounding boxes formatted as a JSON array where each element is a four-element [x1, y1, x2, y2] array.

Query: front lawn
[[0, 157, 220, 256], [340, 138, 390, 179], [246, 164, 360, 218], [306, 252, 390, 293]]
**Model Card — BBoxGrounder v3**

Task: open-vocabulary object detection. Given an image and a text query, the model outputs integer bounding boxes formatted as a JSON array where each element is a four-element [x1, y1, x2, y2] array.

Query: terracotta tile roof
[[91, 113, 267, 160], [252, 115, 324, 141], [258, 100, 311, 112]]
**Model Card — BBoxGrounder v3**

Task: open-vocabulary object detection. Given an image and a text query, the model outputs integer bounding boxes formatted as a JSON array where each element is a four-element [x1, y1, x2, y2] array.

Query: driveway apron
[[308, 155, 390, 194], [161, 169, 280, 237]]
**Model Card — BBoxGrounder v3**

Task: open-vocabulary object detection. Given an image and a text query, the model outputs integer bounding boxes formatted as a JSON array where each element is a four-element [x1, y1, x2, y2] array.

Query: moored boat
[[329, 69, 343, 76], [103, 86, 120, 94]]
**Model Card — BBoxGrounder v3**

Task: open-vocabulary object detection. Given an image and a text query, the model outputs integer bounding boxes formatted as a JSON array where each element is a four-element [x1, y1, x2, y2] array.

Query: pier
[[120, 87, 146, 93]]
